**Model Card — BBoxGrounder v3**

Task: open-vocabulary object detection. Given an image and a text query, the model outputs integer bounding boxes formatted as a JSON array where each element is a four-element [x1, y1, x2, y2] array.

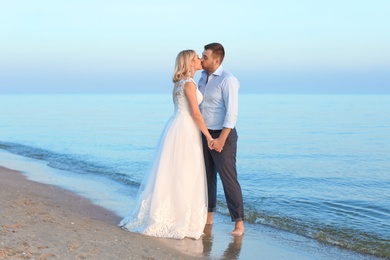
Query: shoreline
[[0, 160, 384, 259]]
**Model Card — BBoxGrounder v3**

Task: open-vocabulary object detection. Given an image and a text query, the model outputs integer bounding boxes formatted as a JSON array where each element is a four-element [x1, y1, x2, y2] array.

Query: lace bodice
[[173, 78, 203, 114]]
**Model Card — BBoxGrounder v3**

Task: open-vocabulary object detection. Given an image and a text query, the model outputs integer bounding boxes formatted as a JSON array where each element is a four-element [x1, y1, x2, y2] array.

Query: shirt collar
[[202, 65, 223, 77], [212, 65, 223, 76]]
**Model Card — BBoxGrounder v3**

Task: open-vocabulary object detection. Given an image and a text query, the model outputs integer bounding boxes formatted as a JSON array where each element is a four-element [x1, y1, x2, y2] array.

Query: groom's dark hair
[[205, 43, 225, 63]]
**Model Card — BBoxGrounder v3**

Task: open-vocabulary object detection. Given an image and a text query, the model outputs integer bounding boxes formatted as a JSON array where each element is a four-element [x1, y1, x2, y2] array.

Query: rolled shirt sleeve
[[222, 76, 239, 129]]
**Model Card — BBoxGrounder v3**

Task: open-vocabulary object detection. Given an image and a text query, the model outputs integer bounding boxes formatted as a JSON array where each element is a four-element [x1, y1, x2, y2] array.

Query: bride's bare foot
[[230, 221, 244, 236], [206, 212, 214, 225]]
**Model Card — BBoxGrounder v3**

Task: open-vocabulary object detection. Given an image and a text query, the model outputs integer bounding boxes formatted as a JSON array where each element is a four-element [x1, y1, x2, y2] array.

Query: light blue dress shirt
[[198, 66, 239, 130]]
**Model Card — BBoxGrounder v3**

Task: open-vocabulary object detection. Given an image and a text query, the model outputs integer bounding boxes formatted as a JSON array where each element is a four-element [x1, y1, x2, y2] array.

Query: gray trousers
[[202, 128, 244, 222]]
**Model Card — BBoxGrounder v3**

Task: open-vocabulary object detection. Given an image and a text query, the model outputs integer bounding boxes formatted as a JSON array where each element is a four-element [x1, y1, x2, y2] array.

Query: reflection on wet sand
[[156, 224, 243, 259], [202, 224, 214, 256], [202, 224, 243, 259]]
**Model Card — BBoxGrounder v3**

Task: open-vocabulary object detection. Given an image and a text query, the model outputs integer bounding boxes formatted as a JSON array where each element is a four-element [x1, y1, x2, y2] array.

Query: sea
[[0, 93, 389, 259]]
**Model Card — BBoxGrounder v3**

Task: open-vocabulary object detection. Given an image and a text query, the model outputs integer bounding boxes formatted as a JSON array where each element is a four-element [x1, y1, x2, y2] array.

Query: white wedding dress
[[119, 78, 208, 239]]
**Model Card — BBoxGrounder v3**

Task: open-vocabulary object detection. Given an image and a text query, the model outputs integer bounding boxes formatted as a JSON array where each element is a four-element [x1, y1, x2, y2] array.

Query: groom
[[198, 42, 244, 236]]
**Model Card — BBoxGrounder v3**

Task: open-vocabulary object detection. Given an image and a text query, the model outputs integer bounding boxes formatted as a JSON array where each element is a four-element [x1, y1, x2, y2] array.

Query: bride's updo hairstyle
[[172, 50, 196, 83]]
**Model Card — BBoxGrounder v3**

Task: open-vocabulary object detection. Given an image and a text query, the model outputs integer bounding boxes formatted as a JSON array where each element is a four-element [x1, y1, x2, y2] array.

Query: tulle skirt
[[119, 111, 208, 239]]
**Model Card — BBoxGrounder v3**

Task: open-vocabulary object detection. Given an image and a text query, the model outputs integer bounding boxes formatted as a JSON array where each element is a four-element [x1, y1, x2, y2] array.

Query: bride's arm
[[183, 82, 213, 144]]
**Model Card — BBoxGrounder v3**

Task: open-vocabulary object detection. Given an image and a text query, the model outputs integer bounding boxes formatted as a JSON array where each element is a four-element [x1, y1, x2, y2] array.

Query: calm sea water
[[0, 94, 389, 258]]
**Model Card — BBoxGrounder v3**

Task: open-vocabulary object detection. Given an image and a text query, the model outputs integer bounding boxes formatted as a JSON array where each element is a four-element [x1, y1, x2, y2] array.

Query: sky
[[0, 0, 389, 94]]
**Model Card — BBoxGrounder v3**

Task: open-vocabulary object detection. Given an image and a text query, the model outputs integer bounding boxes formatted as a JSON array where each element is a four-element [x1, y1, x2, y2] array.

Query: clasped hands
[[207, 138, 224, 153]]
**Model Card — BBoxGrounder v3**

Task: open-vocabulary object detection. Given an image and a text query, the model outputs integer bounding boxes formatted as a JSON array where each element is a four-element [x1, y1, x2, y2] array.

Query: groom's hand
[[211, 138, 225, 153]]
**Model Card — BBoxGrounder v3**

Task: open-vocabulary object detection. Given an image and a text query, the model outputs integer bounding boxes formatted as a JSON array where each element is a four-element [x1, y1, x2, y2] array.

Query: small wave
[[0, 141, 141, 187], [243, 207, 389, 258], [212, 195, 390, 258]]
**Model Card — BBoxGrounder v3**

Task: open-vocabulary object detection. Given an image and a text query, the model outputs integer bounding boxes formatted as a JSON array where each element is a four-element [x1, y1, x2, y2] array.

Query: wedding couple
[[119, 43, 244, 239]]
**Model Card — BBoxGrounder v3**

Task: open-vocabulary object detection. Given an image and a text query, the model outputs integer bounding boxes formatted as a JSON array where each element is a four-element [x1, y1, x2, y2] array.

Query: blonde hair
[[172, 50, 196, 83]]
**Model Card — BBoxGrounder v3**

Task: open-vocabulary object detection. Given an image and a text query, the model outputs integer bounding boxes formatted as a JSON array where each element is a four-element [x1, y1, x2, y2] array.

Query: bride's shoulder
[[175, 78, 195, 91]]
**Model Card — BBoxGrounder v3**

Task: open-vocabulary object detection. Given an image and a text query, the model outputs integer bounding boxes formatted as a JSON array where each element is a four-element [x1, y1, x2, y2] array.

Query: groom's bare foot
[[203, 224, 213, 236], [230, 221, 244, 236], [206, 212, 214, 225]]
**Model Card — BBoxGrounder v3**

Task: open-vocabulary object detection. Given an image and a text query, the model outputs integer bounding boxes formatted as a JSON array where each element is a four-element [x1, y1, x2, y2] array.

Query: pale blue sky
[[1, 0, 389, 94]]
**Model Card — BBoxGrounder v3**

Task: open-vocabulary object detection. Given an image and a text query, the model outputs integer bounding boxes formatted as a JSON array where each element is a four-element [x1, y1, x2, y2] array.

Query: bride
[[119, 50, 213, 239]]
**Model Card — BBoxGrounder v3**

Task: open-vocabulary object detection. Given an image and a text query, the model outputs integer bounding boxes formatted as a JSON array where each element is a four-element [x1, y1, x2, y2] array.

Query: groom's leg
[[213, 129, 244, 222]]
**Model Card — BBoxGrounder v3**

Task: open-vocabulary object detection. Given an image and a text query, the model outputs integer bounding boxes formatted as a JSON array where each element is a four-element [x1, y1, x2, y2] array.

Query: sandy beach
[[1, 164, 383, 260], [0, 166, 199, 259]]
